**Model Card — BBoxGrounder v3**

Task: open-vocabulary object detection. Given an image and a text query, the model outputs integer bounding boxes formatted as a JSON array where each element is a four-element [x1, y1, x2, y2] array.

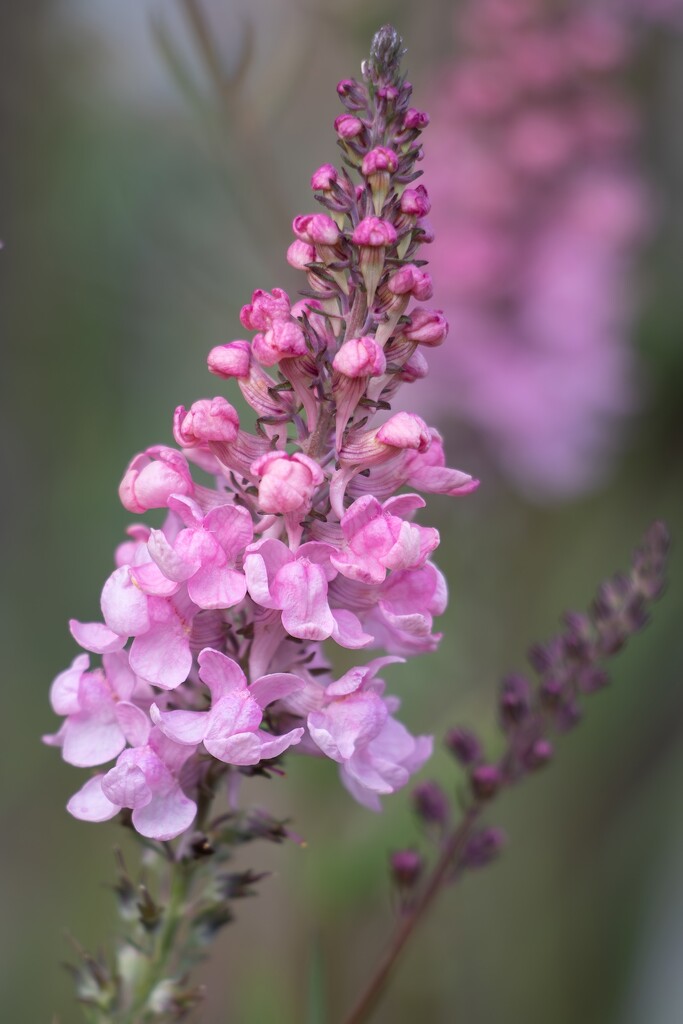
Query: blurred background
[[1, 1, 682, 1021]]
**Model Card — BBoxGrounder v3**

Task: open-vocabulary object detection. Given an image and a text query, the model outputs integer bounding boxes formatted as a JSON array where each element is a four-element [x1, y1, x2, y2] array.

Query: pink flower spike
[[119, 446, 194, 515]]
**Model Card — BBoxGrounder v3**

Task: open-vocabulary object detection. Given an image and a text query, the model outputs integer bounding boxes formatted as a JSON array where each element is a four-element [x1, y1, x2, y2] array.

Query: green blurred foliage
[[1, 2, 682, 1022]]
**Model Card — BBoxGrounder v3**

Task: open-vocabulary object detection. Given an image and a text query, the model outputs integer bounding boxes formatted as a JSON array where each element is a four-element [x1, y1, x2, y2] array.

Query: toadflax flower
[[414, 0, 651, 498], [45, 24, 478, 842]]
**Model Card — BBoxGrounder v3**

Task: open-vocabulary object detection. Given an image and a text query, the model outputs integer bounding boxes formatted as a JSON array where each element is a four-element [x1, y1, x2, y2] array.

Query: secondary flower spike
[[45, 25, 478, 842]]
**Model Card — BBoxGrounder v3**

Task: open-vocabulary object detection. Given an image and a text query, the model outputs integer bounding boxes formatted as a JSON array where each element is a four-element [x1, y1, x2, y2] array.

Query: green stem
[[121, 857, 194, 1024]]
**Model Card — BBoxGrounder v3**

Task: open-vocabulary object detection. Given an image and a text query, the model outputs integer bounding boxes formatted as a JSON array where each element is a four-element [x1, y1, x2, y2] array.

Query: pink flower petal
[[69, 619, 126, 655], [197, 649, 246, 699], [150, 704, 208, 746], [129, 620, 192, 690], [101, 566, 150, 636], [67, 776, 120, 822], [132, 786, 197, 841], [249, 672, 303, 710]]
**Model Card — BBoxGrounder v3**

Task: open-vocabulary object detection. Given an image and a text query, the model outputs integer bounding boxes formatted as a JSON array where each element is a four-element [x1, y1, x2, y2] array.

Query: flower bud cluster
[[45, 28, 479, 842]]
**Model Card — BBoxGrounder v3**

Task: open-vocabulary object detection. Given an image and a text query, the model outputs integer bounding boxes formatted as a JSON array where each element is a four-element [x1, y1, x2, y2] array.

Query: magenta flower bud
[[400, 185, 431, 218], [414, 219, 434, 244], [390, 849, 423, 888], [499, 673, 531, 728], [361, 146, 399, 176], [334, 113, 364, 139], [388, 265, 433, 301], [399, 350, 429, 383], [462, 827, 506, 869], [376, 412, 430, 452], [352, 217, 398, 305], [207, 340, 251, 379], [413, 780, 449, 825], [445, 727, 481, 765], [252, 320, 307, 367], [119, 446, 194, 514], [333, 336, 386, 378], [403, 308, 449, 347], [293, 213, 340, 247], [287, 239, 316, 271], [403, 108, 430, 130], [524, 739, 554, 771], [362, 147, 399, 213], [173, 397, 240, 448], [240, 287, 291, 331], [251, 451, 324, 516], [352, 216, 397, 248], [471, 763, 502, 800], [311, 164, 338, 191]]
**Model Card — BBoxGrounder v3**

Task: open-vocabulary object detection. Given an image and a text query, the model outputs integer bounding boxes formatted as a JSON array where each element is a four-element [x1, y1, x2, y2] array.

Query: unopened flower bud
[[390, 849, 423, 888], [119, 446, 194, 514], [335, 113, 364, 139], [400, 185, 431, 218], [240, 287, 291, 331], [403, 308, 449, 347], [471, 763, 502, 800], [376, 411, 430, 452], [413, 780, 449, 825], [362, 147, 399, 214], [462, 827, 506, 869], [499, 673, 531, 728], [333, 336, 386, 378], [251, 451, 324, 516], [311, 164, 338, 191], [207, 340, 251, 379], [287, 239, 317, 271], [403, 108, 430, 131], [252, 320, 307, 367], [173, 397, 240, 447], [388, 265, 433, 301], [523, 738, 553, 771], [352, 217, 398, 306], [399, 350, 429, 383], [293, 213, 340, 247], [445, 727, 481, 765]]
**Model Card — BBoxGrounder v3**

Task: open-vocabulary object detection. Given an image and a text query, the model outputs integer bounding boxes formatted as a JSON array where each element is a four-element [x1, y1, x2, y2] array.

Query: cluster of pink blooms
[[419, 0, 650, 497], [44, 35, 478, 842]]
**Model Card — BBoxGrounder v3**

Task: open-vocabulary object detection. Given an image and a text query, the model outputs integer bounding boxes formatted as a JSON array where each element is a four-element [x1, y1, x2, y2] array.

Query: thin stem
[[342, 805, 481, 1024], [121, 857, 193, 1024]]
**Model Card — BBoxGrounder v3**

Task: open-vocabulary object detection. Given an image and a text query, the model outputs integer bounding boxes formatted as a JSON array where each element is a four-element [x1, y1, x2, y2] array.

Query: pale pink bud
[[292, 214, 340, 246], [251, 451, 324, 515], [173, 397, 240, 447], [311, 164, 338, 191], [388, 265, 433, 301], [240, 288, 291, 331], [399, 350, 429, 383], [414, 220, 435, 244], [207, 340, 251, 378], [403, 108, 430, 130], [377, 412, 431, 452], [119, 446, 194, 514], [252, 320, 307, 367], [352, 217, 397, 248], [333, 336, 386, 378], [287, 239, 316, 271], [400, 186, 431, 217], [361, 147, 399, 176], [403, 308, 449, 347], [335, 113, 364, 138]]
